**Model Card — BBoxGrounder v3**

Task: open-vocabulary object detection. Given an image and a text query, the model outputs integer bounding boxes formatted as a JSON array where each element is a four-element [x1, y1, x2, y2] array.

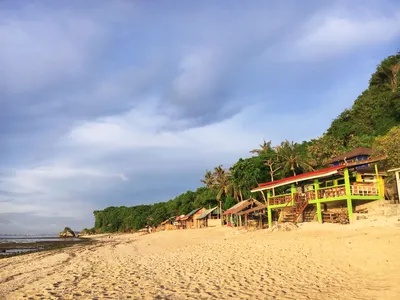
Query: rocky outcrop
[[58, 227, 76, 238]]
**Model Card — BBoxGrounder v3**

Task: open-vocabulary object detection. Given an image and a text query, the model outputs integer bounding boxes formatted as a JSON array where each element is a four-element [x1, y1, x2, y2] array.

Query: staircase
[[280, 194, 309, 223]]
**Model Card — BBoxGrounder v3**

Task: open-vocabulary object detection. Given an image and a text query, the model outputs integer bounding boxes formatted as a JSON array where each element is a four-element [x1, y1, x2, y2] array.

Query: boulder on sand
[[58, 227, 76, 238], [269, 222, 299, 232]]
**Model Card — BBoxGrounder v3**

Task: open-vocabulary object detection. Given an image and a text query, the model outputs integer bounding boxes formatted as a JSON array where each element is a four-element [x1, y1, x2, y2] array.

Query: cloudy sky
[[1, 0, 399, 234]]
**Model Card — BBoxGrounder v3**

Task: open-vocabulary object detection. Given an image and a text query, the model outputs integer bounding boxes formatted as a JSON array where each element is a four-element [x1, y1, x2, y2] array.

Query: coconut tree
[[276, 140, 314, 176], [200, 170, 215, 189], [213, 165, 234, 224], [251, 140, 281, 196]]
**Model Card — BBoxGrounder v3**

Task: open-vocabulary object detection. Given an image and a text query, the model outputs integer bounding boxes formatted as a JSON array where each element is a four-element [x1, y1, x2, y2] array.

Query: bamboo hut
[[223, 199, 266, 229], [158, 217, 176, 231], [174, 215, 186, 230], [180, 208, 205, 229], [195, 206, 222, 228]]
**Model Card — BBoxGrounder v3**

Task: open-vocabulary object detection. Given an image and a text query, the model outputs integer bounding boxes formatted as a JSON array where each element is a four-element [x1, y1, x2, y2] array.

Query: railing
[[317, 185, 346, 199], [351, 183, 378, 196], [269, 193, 292, 205], [268, 182, 379, 206]]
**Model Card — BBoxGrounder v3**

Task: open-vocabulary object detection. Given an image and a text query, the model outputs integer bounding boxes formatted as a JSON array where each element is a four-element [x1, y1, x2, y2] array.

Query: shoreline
[[0, 238, 95, 259], [1, 221, 400, 299]]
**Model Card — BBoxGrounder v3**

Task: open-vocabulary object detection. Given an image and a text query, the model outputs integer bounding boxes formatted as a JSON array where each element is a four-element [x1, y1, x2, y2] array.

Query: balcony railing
[[268, 182, 379, 206], [269, 193, 292, 205], [351, 183, 378, 196], [317, 185, 346, 199]]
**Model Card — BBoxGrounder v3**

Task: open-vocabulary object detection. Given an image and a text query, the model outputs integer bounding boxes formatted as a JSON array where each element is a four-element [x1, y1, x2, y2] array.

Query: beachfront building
[[158, 217, 176, 231], [325, 147, 373, 166], [251, 154, 386, 227], [195, 206, 223, 228], [179, 208, 205, 229], [223, 198, 266, 229], [174, 215, 186, 230]]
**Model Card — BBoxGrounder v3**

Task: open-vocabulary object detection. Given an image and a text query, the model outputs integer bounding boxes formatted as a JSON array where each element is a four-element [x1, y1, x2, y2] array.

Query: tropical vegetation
[[92, 52, 400, 233]]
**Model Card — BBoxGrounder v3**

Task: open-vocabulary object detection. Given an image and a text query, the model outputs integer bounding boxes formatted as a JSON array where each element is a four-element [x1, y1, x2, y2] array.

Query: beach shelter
[[195, 206, 222, 228]]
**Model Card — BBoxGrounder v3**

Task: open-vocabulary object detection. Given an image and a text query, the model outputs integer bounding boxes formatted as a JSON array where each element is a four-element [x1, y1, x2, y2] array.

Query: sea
[[0, 234, 81, 256]]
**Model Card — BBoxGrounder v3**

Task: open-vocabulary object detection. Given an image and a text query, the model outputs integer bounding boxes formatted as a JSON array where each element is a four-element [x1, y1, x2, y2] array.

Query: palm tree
[[251, 139, 281, 196], [276, 140, 314, 176], [213, 165, 234, 224], [200, 170, 214, 188], [250, 140, 272, 155]]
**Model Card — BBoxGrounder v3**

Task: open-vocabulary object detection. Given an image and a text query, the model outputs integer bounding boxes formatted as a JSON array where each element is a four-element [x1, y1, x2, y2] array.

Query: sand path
[[1, 221, 400, 299]]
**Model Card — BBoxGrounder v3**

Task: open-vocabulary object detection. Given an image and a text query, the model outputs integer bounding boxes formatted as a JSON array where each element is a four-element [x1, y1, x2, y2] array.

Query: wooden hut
[[174, 215, 186, 230], [158, 217, 176, 231], [195, 206, 223, 228], [180, 208, 205, 229], [223, 199, 266, 229]]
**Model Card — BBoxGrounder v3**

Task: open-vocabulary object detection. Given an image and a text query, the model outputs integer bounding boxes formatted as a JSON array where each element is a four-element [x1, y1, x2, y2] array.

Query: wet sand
[[0, 239, 92, 259], [1, 219, 400, 299]]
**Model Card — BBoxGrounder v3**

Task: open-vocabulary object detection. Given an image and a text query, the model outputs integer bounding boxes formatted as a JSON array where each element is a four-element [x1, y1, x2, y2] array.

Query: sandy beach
[[1, 220, 400, 300]]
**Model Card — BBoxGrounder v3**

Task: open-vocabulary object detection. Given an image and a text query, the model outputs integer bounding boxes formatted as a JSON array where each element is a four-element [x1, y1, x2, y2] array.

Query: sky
[[1, 0, 399, 234]]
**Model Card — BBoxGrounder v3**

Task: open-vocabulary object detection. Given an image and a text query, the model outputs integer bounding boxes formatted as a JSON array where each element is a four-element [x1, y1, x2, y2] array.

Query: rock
[[58, 227, 76, 238], [269, 222, 299, 232], [0, 249, 5, 253]]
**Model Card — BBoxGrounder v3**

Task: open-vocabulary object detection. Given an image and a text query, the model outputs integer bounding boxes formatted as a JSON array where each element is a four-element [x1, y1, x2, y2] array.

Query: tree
[[200, 170, 214, 188], [213, 165, 233, 224], [372, 126, 400, 181], [250, 140, 281, 195], [276, 140, 313, 176], [308, 135, 345, 167]]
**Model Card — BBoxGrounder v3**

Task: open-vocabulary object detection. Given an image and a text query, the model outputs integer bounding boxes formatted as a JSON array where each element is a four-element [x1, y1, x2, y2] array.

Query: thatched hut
[[195, 206, 223, 228], [158, 217, 176, 231], [180, 208, 205, 229], [223, 198, 266, 229]]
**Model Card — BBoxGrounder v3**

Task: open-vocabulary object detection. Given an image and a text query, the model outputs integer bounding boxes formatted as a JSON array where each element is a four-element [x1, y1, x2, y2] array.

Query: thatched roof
[[223, 198, 264, 215]]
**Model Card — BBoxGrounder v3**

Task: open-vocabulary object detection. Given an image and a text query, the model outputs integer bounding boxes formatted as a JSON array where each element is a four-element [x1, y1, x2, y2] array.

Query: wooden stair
[[280, 194, 309, 223]]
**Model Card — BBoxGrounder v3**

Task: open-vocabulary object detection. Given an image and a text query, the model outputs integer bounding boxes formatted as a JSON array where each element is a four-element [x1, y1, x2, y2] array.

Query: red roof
[[251, 166, 344, 192], [251, 156, 386, 193]]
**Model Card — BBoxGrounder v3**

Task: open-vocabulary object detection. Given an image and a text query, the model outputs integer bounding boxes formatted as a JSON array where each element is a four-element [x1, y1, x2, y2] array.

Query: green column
[[314, 179, 322, 223], [344, 167, 354, 221], [268, 208, 272, 228], [291, 184, 296, 205], [267, 190, 272, 227]]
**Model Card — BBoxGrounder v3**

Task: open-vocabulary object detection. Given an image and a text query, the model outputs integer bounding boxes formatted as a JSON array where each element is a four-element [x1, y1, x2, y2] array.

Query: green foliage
[[372, 126, 400, 181], [230, 156, 268, 193], [223, 196, 237, 211], [93, 52, 400, 233], [326, 52, 400, 148], [276, 140, 313, 176]]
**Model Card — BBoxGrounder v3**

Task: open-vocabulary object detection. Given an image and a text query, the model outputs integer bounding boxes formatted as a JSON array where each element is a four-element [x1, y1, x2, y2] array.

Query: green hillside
[[91, 52, 400, 233]]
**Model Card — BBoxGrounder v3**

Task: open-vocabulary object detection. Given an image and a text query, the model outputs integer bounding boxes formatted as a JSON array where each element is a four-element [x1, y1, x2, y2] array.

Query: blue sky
[[1, 0, 399, 233]]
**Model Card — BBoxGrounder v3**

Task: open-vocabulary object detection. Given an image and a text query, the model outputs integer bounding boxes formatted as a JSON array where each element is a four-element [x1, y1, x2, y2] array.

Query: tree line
[[89, 52, 400, 233]]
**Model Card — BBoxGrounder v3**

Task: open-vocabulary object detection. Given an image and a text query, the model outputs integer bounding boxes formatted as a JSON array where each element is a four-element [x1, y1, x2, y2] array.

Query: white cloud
[[0, 5, 105, 94], [285, 10, 400, 61]]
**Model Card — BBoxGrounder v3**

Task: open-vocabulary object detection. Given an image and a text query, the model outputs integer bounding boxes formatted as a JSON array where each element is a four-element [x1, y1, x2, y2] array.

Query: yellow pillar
[[344, 168, 354, 222], [315, 179, 322, 223], [375, 164, 384, 199]]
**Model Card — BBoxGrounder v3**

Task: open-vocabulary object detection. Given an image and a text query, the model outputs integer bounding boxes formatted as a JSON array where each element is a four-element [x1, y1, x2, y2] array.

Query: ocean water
[[0, 234, 80, 243], [0, 234, 82, 256]]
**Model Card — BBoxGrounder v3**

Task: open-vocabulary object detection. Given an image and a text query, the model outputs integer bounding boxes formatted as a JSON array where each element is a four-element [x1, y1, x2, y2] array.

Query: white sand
[[1, 219, 400, 299]]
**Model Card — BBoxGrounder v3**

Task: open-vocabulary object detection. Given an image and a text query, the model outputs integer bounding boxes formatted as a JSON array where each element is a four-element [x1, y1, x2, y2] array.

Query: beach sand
[[1, 219, 400, 300]]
